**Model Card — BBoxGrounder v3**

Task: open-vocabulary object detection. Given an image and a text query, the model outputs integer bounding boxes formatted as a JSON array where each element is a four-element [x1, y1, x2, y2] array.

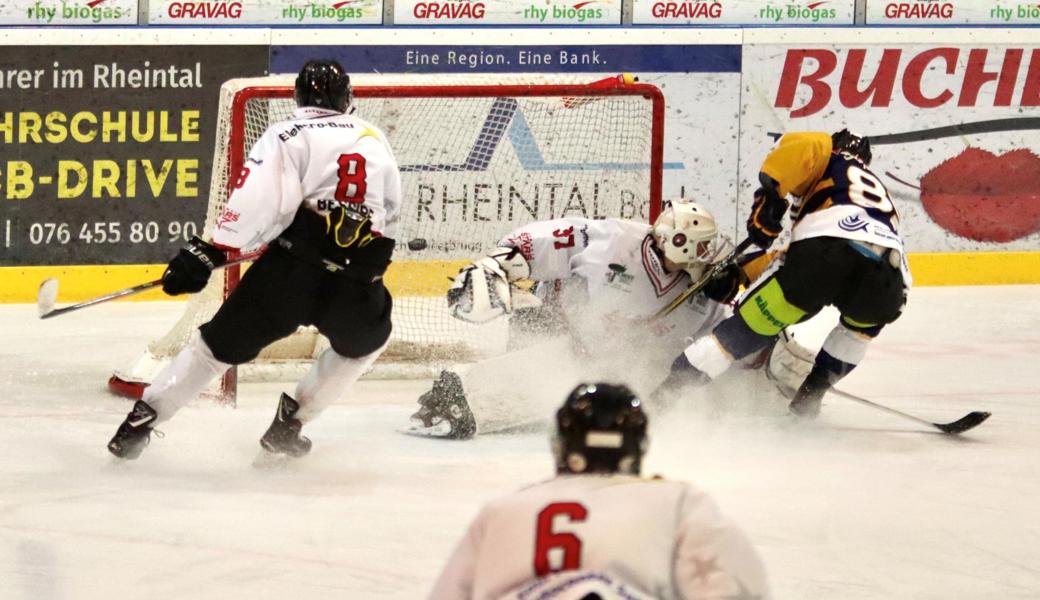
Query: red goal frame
[[109, 77, 666, 403]]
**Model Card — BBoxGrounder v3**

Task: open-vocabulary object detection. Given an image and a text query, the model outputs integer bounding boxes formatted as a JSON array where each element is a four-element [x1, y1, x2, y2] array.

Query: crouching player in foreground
[[429, 383, 771, 599], [405, 201, 815, 439]]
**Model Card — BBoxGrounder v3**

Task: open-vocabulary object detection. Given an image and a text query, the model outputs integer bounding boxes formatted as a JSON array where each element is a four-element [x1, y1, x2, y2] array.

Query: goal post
[[109, 73, 666, 402]]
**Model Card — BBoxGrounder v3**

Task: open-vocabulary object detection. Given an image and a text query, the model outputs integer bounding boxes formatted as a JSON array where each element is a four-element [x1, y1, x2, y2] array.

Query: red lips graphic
[[919, 147, 1040, 243]]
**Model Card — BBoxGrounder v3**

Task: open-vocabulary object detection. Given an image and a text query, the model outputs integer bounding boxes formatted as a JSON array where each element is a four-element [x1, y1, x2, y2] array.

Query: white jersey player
[[406, 202, 811, 439], [429, 383, 772, 600], [108, 60, 402, 460]]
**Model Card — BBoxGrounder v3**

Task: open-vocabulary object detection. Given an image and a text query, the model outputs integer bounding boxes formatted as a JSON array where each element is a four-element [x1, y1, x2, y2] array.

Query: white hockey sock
[[683, 335, 735, 379], [143, 332, 232, 424], [293, 344, 386, 423]]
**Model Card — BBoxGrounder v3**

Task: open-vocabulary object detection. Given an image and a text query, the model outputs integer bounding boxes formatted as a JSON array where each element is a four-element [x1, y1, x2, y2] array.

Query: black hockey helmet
[[553, 383, 648, 476], [294, 59, 352, 113], [832, 129, 872, 165]]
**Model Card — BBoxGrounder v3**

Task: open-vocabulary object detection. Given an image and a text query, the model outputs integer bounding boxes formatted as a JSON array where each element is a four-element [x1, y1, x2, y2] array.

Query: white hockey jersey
[[499, 218, 731, 353], [213, 106, 402, 251], [429, 474, 771, 600]]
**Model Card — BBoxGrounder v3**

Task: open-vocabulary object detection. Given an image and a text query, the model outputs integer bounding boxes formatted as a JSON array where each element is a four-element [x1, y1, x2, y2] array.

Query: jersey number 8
[[847, 166, 895, 215], [335, 153, 367, 204]]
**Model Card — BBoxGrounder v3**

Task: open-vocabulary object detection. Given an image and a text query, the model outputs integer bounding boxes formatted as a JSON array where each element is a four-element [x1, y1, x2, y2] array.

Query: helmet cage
[[652, 201, 720, 279]]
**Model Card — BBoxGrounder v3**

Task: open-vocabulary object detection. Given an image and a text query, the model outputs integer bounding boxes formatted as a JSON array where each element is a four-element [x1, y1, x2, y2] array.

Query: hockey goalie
[[404, 200, 815, 439]]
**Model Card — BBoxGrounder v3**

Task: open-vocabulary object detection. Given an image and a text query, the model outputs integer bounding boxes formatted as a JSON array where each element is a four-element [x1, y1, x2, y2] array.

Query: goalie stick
[[828, 388, 991, 435], [653, 237, 754, 320], [37, 251, 263, 320]]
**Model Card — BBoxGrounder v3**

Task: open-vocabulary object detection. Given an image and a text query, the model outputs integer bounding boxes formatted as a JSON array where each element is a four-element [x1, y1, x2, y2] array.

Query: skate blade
[[397, 421, 453, 439]]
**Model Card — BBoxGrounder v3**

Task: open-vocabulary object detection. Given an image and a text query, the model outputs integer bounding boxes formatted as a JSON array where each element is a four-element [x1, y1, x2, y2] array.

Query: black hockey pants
[[199, 243, 393, 365]]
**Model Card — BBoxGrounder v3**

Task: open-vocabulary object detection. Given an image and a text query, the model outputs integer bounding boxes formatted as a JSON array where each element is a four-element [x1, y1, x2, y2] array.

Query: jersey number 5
[[335, 153, 367, 204], [534, 502, 587, 576]]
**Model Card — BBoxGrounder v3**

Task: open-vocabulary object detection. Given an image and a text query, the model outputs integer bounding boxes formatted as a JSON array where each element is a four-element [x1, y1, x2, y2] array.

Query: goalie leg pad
[[766, 331, 816, 399]]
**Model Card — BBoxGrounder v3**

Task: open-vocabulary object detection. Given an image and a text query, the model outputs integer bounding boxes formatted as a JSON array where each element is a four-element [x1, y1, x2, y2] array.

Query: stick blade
[[37, 278, 59, 318], [936, 411, 992, 434]]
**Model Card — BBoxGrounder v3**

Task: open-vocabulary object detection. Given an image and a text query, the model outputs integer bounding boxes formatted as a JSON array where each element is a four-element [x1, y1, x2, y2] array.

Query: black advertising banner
[[0, 45, 268, 265]]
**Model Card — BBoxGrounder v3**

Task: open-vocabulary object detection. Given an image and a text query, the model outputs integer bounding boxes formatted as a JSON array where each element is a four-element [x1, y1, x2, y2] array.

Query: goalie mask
[[652, 200, 719, 279], [553, 383, 648, 476], [295, 59, 352, 113]]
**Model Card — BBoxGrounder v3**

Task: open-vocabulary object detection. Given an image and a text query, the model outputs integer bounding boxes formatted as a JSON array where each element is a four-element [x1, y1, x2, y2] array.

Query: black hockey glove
[[746, 176, 789, 250], [701, 263, 746, 304], [161, 236, 227, 296]]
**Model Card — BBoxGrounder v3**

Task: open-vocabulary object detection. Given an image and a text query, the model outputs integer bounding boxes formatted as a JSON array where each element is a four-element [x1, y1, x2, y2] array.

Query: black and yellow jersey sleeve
[[738, 250, 776, 284], [760, 132, 833, 198]]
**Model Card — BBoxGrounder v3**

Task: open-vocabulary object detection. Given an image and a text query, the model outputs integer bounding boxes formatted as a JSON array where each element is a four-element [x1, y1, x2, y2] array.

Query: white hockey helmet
[[652, 200, 719, 278]]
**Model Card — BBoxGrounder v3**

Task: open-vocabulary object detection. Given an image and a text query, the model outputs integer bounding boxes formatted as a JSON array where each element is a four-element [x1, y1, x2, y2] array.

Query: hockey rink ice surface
[[1, 285, 1038, 600]]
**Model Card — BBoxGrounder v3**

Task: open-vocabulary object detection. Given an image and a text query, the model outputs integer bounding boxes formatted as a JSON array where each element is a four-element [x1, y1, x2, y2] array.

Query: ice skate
[[259, 393, 312, 458], [108, 400, 158, 460], [788, 370, 828, 420], [403, 370, 476, 440]]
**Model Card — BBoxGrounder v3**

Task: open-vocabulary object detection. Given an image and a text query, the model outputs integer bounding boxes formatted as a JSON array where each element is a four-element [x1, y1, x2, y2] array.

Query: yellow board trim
[[907, 252, 1040, 286], [1, 252, 1038, 303], [0, 260, 470, 303]]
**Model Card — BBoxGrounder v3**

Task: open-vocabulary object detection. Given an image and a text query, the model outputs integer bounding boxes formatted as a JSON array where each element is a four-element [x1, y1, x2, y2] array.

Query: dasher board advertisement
[[740, 30, 1040, 253], [148, 0, 384, 24], [632, 0, 854, 25], [0, 0, 138, 24], [0, 42, 269, 265], [866, 0, 1040, 24], [394, 0, 621, 25]]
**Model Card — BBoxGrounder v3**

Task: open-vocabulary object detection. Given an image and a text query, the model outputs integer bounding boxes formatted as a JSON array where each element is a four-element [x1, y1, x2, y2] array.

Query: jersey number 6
[[335, 153, 368, 204], [534, 502, 587, 576]]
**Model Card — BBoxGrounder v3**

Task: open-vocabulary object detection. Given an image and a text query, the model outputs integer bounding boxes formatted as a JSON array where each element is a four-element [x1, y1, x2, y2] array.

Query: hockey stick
[[37, 251, 262, 319], [653, 237, 755, 320], [829, 388, 991, 435]]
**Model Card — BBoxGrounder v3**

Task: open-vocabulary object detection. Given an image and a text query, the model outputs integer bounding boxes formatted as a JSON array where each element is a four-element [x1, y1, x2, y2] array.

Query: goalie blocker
[[447, 246, 541, 323]]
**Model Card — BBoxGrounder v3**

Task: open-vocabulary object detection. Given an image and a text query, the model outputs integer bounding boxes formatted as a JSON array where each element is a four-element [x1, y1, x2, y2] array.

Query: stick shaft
[[40, 252, 261, 319], [828, 388, 936, 429], [654, 237, 754, 320]]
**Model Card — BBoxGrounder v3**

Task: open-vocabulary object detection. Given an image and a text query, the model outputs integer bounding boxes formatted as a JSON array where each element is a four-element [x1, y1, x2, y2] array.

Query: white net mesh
[[114, 74, 662, 390]]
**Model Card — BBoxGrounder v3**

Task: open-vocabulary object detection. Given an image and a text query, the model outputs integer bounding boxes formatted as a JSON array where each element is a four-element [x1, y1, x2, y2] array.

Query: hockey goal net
[[110, 73, 664, 401]]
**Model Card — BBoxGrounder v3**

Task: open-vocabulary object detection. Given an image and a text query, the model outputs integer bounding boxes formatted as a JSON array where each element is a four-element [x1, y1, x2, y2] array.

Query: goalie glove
[[447, 247, 538, 323]]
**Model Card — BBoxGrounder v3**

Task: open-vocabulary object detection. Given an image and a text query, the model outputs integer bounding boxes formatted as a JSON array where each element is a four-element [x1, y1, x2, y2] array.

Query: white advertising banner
[[0, 0, 138, 24], [394, 0, 621, 25], [272, 30, 742, 249], [866, 0, 1040, 24], [740, 30, 1040, 252], [633, 0, 854, 25], [148, 0, 383, 24]]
